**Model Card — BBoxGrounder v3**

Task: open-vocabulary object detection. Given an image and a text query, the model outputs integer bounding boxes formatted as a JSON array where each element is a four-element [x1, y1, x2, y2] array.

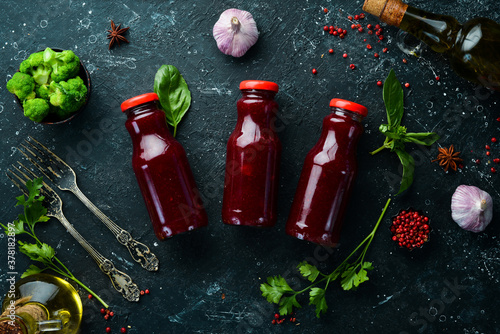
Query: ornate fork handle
[[71, 186, 159, 272], [56, 213, 141, 302]]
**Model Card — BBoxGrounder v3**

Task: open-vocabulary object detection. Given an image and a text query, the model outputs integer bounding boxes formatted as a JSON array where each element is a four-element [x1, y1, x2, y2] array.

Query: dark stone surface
[[1, 0, 499, 333]]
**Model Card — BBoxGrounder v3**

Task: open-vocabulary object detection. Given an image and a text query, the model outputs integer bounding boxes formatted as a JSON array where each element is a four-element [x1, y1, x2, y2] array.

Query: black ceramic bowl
[[14, 48, 91, 125], [389, 207, 431, 251]]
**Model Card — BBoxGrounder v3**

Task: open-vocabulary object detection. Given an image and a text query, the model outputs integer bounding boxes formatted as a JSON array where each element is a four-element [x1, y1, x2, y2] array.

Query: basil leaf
[[394, 148, 415, 195], [153, 65, 192, 137], [403, 132, 440, 146], [383, 69, 404, 128]]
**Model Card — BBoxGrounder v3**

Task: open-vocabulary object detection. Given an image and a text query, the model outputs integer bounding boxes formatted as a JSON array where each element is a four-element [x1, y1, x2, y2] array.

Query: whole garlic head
[[213, 8, 259, 57], [451, 185, 493, 233]]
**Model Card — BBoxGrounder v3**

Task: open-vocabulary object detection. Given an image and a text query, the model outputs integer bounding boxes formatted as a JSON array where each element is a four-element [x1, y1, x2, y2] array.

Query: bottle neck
[[330, 107, 364, 123], [124, 101, 160, 119], [363, 0, 461, 53], [238, 89, 278, 127], [124, 101, 171, 137]]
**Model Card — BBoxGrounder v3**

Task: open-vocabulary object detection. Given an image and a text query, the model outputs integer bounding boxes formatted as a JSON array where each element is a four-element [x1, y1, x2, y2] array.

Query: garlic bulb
[[213, 8, 259, 57], [451, 185, 493, 233]]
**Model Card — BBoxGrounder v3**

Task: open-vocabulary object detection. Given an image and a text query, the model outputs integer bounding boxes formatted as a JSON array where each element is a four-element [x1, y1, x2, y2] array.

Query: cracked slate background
[[0, 0, 500, 333]]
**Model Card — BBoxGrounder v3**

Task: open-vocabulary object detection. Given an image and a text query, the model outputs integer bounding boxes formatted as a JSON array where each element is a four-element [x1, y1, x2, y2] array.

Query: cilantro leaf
[[309, 287, 328, 318], [21, 264, 45, 278], [297, 261, 320, 282], [260, 276, 294, 304], [279, 295, 301, 315]]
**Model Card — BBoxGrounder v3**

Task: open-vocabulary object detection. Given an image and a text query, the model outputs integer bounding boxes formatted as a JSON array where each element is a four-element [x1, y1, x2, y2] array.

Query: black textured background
[[1, 1, 500, 333]]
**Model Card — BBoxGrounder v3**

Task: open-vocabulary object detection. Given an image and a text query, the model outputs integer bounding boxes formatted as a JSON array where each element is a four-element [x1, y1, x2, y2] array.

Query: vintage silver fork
[[17, 136, 159, 272], [7, 163, 141, 302]]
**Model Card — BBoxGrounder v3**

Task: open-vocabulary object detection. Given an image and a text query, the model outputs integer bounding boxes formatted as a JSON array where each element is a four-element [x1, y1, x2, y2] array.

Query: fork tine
[[17, 161, 59, 195], [5, 169, 29, 197], [17, 143, 58, 181], [28, 136, 70, 168]]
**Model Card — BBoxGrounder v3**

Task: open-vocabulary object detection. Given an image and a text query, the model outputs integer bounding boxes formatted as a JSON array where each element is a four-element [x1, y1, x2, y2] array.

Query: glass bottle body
[[1, 274, 82, 334], [285, 107, 364, 247], [400, 5, 500, 89], [125, 101, 207, 240], [222, 89, 281, 227]]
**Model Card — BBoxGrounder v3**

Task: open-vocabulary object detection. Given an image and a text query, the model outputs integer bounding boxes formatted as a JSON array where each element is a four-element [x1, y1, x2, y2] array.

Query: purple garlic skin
[[451, 185, 493, 233], [213, 8, 259, 57]]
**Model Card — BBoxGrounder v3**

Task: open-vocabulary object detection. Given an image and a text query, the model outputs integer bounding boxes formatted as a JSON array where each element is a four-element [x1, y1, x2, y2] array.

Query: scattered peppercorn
[[492, 137, 497, 143], [367, 24, 373, 30], [494, 158, 500, 164], [101, 308, 106, 314], [140, 290, 145, 296], [374, 52, 379, 58], [109, 312, 114, 317], [274, 313, 280, 319], [497, 117, 500, 122], [349, 64, 356, 70], [359, 13, 365, 19], [375, 24, 381, 29], [368, 30, 373, 35], [377, 80, 383, 87], [343, 53, 348, 58], [476, 159, 481, 164], [348, 15, 353, 20], [378, 35, 384, 40], [351, 24, 356, 29], [120, 328, 127, 333], [358, 27, 364, 32], [88, 294, 93, 299], [486, 145, 491, 150], [106, 327, 111, 333], [312, 68, 317, 74], [272, 319, 277, 324], [402, 58, 408, 64], [329, 48, 334, 54], [104, 314, 109, 321], [383, 47, 388, 53], [366, 44, 372, 49], [145, 289, 150, 294], [486, 151, 491, 156], [390, 209, 430, 250], [354, 14, 360, 20], [323, 25, 329, 31], [491, 167, 497, 173], [435, 76, 440, 81], [405, 82, 410, 88], [323, 8, 328, 13]]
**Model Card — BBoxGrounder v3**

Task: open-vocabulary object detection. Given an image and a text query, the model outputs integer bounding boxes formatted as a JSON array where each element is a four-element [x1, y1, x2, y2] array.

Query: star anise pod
[[107, 20, 130, 49], [432, 145, 463, 172]]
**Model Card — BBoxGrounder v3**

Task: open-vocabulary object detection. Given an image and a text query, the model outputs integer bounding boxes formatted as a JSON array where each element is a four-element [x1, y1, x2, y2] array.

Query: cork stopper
[[363, 0, 408, 27]]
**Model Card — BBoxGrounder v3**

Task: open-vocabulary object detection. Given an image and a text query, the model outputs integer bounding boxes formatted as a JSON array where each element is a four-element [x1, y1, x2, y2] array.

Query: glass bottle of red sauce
[[222, 80, 281, 227], [121, 93, 208, 240], [285, 99, 368, 247]]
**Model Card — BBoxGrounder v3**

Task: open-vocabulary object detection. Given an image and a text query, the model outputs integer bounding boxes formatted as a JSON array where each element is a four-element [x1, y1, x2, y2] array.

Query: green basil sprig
[[370, 69, 439, 195], [154, 65, 191, 137]]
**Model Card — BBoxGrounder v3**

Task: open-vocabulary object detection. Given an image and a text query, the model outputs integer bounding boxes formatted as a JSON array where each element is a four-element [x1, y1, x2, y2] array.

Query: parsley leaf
[[260, 276, 294, 304], [260, 199, 392, 318], [21, 264, 46, 278], [297, 261, 321, 282], [309, 288, 328, 318], [279, 295, 301, 316]]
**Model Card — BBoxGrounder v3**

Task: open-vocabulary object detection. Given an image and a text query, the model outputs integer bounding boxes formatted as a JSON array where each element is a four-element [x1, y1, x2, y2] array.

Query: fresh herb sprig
[[154, 64, 192, 137], [1, 177, 108, 308], [260, 198, 391, 318], [370, 69, 439, 195]]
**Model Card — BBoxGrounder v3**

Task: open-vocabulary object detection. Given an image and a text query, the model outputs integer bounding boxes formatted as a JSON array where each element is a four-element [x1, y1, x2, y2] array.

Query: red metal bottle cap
[[329, 98, 368, 117], [240, 80, 279, 92], [121, 93, 159, 112]]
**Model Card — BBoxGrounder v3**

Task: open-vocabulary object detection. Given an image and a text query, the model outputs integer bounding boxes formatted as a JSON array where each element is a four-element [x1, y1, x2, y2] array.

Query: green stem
[[173, 124, 177, 137], [370, 145, 387, 155]]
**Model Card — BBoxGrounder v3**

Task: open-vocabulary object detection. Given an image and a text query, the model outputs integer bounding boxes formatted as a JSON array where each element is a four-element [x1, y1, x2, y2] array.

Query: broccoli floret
[[49, 76, 87, 116], [19, 51, 52, 85], [23, 98, 50, 122], [43, 47, 80, 83], [35, 83, 53, 100], [7, 72, 36, 100]]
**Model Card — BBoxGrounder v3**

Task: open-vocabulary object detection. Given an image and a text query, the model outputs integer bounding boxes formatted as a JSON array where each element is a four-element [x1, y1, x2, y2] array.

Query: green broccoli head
[[7, 72, 36, 100], [49, 76, 88, 116], [23, 98, 50, 122], [19, 51, 52, 85], [43, 47, 80, 83], [35, 83, 52, 100]]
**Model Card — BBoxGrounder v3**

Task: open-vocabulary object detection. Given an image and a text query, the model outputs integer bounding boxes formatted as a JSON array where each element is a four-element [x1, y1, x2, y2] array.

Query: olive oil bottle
[[363, 0, 500, 91], [1, 274, 82, 334]]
